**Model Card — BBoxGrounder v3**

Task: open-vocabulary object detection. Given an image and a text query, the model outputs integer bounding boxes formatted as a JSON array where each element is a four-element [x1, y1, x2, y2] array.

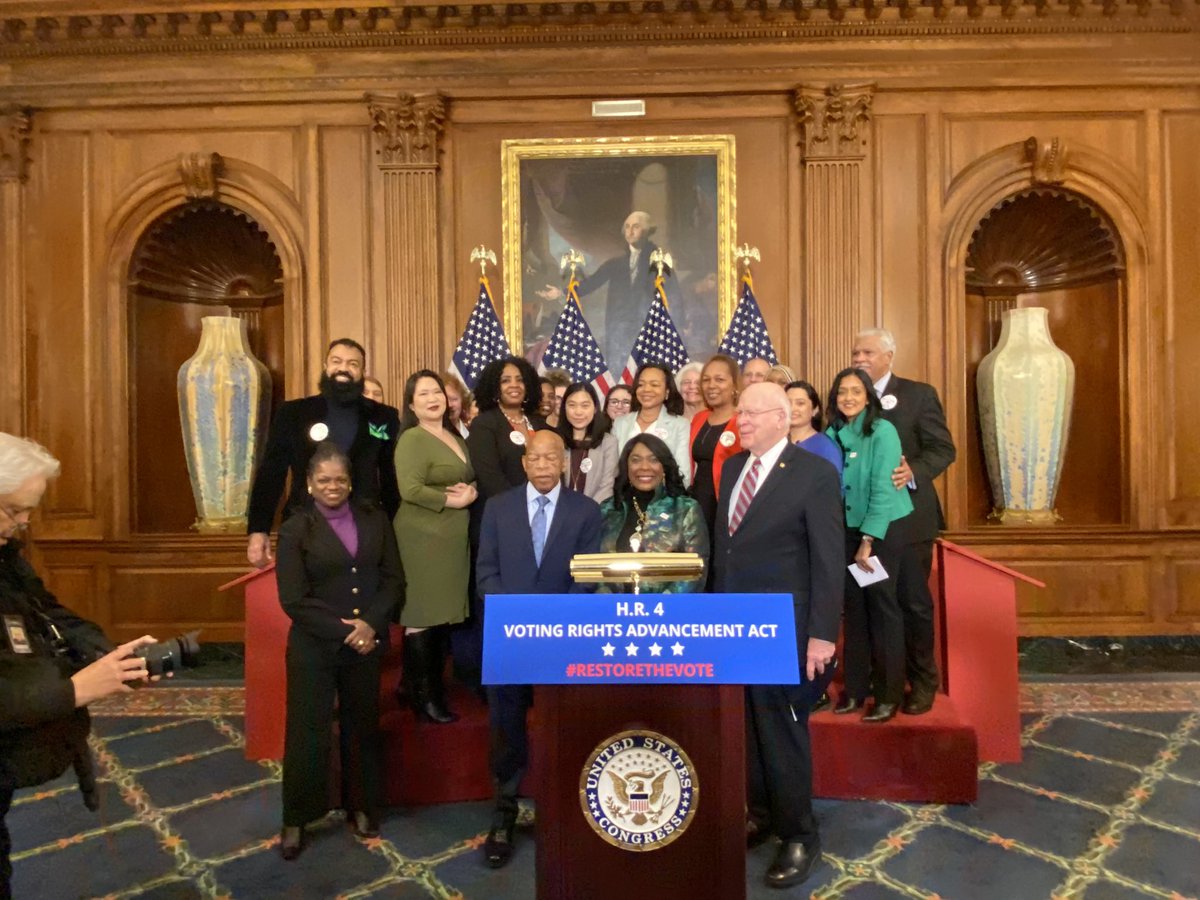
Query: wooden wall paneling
[[25, 129, 102, 537], [39, 563, 107, 631], [1169, 557, 1200, 620], [874, 112, 927, 384], [796, 83, 876, 396], [1162, 111, 1200, 528], [108, 564, 248, 642], [368, 94, 446, 401], [319, 126, 373, 375], [0, 106, 30, 436]]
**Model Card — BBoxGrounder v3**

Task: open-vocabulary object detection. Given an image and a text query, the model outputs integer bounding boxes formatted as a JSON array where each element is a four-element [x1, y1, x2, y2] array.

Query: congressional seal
[[579, 729, 698, 852]]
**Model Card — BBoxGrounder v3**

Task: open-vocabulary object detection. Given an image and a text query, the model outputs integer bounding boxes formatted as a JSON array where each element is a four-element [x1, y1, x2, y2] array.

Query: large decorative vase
[[976, 306, 1075, 525], [177, 316, 271, 533]]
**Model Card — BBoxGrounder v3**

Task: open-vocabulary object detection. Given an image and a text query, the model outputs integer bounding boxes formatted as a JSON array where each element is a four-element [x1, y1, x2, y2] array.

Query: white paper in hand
[[848, 557, 889, 587]]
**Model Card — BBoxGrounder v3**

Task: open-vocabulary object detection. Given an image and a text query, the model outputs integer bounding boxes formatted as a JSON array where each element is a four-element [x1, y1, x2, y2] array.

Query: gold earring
[[307, 485, 313, 495]]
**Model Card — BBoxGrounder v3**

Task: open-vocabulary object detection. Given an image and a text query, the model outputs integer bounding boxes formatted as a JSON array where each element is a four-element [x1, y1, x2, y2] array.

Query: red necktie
[[728, 458, 761, 535]]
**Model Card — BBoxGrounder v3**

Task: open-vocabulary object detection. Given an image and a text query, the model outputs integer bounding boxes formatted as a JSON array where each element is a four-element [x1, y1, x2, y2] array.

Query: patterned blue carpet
[[7, 681, 1200, 899]]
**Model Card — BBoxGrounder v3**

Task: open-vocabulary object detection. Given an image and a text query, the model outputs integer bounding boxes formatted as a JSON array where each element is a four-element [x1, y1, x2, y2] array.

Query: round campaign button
[[309, 423, 330, 442], [580, 457, 594, 474], [880, 395, 898, 411], [718, 430, 736, 448], [509, 430, 527, 446], [580, 729, 698, 853]]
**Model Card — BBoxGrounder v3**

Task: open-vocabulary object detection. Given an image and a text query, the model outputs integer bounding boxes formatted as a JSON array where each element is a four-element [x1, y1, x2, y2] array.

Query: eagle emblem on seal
[[607, 770, 672, 826]]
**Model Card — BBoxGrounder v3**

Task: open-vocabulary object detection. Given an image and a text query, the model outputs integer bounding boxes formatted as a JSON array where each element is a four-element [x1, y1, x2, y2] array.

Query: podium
[[484, 582, 801, 900], [934, 538, 1044, 763]]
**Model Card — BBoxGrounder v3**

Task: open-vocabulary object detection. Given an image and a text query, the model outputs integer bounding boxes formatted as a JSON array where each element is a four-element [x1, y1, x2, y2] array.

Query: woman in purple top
[[787, 381, 844, 481], [274, 442, 404, 860]]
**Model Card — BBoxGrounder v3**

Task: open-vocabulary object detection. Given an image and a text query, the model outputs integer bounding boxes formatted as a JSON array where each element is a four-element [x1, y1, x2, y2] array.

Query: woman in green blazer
[[826, 368, 914, 723], [598, 434, 709, 594]]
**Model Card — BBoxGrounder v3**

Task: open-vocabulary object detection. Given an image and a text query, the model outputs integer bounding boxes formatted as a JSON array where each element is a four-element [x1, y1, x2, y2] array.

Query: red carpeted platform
[[378, 630, 495, 806], [811, 692, 978, 804]]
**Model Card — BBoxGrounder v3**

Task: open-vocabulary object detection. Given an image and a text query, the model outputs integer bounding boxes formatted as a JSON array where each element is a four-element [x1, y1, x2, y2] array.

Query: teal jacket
[[826, 415, 913, 540], [598, 489, 709, 593]]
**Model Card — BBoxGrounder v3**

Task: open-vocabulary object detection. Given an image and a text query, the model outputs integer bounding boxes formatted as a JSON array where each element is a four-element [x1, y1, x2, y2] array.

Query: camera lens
[[133, 630, 202, 678]]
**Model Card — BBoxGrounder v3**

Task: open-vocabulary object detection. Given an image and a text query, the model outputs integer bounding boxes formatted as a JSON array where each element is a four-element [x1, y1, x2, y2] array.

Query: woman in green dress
[[598, 433, 708, 594], [394, 370, 477, 723]]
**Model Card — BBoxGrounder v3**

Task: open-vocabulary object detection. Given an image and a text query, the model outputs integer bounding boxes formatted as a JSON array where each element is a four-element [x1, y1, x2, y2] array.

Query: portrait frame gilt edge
[[500, 134, 738, 357]]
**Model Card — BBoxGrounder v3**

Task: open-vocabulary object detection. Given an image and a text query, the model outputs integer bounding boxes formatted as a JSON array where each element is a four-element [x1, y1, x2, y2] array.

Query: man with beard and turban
[[246, 339, 402, 568]]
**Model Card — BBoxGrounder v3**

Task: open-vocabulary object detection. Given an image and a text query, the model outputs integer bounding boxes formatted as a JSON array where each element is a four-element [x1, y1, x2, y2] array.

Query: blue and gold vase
[[977, 306, 1075, 525], [177, 315, 271, 533]]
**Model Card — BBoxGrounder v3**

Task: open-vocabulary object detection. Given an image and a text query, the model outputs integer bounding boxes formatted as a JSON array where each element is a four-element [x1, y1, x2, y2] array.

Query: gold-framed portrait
[[501, 135, 737, 370]]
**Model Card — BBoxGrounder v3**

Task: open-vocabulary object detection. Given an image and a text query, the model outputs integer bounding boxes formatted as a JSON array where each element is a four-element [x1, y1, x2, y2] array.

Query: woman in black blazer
[[274, 442, 404, 859]]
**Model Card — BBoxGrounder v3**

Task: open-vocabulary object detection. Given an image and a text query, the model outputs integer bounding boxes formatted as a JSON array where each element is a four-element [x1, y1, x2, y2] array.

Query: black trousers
[[842, 528, 906, 706], [282, 627, 384, 828], [745, 684, 817, 845], [1, 773, 12, 900], [486, 684, 533, 830], [895, 539, 939, 695]]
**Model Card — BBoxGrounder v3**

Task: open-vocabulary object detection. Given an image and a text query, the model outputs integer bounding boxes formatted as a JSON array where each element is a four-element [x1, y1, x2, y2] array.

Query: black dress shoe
[[863, 702, 898, 723], [746, 818, 771, 849], [764, 840, 822, 889], [903, 692, 935, 715], [811, 692, 832, 713], [352, 811, 380, 838], [483, 826, 515, 868], [833, 696, 863, 715], [279, 826, 303, 861]]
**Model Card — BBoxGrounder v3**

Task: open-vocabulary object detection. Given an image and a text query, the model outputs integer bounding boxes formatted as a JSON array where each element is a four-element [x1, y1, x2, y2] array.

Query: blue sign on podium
[[482, 593, 799, 685]]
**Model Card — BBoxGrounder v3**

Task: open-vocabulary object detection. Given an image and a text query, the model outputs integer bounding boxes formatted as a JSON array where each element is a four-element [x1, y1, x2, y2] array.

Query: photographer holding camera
[[0, 433, 160, 899]]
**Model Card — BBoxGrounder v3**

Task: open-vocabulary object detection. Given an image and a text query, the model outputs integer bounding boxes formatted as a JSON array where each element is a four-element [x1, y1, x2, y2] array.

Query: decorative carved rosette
[[366, 93, 448, 167], [0, 106, 32, 182], [793, 83, 874, 160]]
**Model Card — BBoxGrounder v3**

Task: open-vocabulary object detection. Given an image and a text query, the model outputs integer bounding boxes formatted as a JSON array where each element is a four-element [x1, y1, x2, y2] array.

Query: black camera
[[133, 630, 203, 677]]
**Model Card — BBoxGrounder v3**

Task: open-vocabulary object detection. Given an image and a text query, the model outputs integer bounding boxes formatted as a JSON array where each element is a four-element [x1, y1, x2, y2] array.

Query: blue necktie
[[532, 494, 550, 567]]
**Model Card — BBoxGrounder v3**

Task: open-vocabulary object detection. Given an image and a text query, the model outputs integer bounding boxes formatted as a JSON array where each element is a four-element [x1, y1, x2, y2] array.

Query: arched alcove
[[128, 201, 285, 533], [963, 187, 1127, 526]]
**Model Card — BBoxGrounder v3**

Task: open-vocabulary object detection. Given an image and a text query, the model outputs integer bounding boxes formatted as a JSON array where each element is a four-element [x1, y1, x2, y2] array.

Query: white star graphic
[[649, 643, 663, 657], [671, 642, 685, 656], [625, 642, 639, 657], [601, 642, 615, 657]]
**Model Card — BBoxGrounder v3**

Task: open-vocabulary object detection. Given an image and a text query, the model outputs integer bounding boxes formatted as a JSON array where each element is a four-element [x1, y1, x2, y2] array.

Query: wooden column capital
[[366, 93, 448, 168], [793, 83, 875, 161], [0, 106, 33, 183]]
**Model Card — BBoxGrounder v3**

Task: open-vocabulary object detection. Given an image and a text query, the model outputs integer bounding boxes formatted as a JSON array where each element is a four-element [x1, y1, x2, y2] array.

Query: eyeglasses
[[608, 398, 631, 408], [0, 503, 29, 532], [736, 408, 780, 419]]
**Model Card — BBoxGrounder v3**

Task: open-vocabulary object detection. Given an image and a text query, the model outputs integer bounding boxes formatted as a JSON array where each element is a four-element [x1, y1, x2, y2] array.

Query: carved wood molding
[[794, 83, 874, 160], [1, 2, 1194, 58], [1024, 135, 1069, 185], [367, 93, 447, 168], [0, 106, 32, 182], [178, 151, 224, 199]]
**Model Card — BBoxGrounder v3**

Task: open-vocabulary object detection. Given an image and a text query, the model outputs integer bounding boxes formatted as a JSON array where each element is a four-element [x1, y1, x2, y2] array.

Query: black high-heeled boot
[[404, 631, 456, 724], [424, 628, 459, 724]]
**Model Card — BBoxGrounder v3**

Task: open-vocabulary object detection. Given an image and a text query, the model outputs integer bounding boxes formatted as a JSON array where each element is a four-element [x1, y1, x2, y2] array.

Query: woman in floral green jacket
[[598, 434, 709, 594]]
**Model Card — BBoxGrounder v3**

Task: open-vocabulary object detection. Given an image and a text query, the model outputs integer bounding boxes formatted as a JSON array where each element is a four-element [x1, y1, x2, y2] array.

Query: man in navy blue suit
[[475, 429, 603, 869]]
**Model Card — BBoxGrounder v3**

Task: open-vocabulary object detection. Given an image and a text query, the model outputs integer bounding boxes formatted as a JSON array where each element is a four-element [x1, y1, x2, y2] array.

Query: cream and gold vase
[[177, 316, 271, 533], [976, 306, 1075, 525]]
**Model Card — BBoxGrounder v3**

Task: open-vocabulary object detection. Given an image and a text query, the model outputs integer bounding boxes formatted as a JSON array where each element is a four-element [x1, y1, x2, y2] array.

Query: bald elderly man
[[475, 430, 603, 869]]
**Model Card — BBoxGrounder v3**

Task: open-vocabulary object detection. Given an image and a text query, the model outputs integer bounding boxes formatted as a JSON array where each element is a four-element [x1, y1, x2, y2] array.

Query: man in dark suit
[[853, 328, 957, 714], [475, 429, 603, 869], [246, 338, 401, 567], [714, 382, 844, 890]]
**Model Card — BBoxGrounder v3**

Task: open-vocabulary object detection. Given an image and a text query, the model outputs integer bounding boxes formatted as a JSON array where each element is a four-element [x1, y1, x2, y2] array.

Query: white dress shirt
[[727, 436, 789, 530], [873, 371, 893, 396]]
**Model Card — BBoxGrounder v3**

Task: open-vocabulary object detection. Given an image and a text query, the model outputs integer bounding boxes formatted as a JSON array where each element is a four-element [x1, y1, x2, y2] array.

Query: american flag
[[449, 276, 511, 391], [538, 280, 617, 397], [717, 273, 779, 365], [621, 275, 691, 384]]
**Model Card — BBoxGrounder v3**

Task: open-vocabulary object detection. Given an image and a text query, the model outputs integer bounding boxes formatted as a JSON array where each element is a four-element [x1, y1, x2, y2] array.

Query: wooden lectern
[[499, 553, 752, 899]]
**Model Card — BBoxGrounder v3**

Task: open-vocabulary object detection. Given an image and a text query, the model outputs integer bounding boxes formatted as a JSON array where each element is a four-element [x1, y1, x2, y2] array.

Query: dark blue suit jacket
[[476, 485, 603, 597]]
